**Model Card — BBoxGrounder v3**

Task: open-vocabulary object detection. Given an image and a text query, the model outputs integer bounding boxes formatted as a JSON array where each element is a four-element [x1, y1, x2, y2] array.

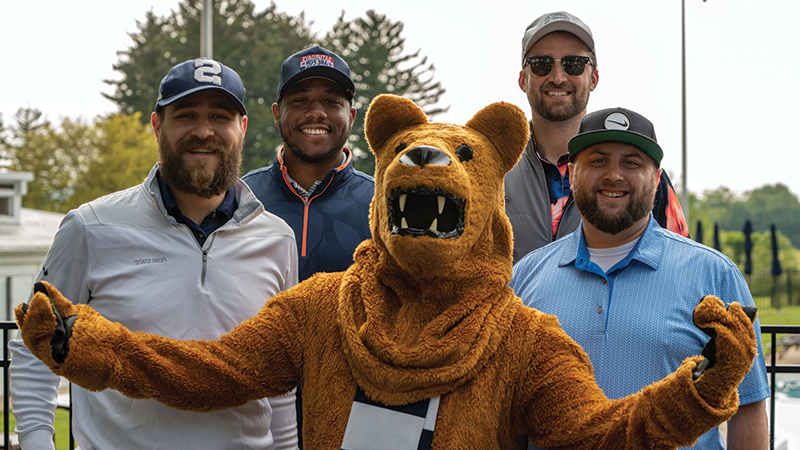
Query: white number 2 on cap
[[194, 59, 222, 86]]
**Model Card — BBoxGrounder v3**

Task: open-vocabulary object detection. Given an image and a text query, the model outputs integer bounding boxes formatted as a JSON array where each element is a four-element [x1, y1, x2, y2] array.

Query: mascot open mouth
[[389, 187, 465, 239]]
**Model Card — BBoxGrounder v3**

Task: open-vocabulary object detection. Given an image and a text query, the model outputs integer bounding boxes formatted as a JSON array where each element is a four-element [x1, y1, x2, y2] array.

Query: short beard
[[530, 80, 591, 122], [573, 177, 657, 235], [280, 127, 348, 165], [159, 136, 242, 199]]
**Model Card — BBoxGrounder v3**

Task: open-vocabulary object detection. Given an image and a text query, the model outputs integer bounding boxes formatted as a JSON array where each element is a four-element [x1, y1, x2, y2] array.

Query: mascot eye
[[455, 144, 473, 163], [395, 143, 408, 155]]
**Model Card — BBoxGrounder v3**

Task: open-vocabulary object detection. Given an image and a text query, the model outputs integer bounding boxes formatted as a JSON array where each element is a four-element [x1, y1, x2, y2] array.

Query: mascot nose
[[399, 146, 451, 167]]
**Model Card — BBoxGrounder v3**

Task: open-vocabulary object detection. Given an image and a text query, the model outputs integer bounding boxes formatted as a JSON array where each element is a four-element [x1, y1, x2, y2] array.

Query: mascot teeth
[[389, 187, 464, 238]]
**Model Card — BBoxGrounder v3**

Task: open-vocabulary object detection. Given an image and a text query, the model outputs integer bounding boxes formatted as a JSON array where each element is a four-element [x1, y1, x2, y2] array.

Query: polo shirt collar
[[559, 214, 665, 272], [156, 169, 237, 221]]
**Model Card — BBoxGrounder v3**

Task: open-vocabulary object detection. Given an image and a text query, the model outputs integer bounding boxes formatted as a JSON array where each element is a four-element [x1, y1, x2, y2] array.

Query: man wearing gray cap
[[511, 108, 770, 449], [504, 11, 689, 264], [9, 58, 300, 449]]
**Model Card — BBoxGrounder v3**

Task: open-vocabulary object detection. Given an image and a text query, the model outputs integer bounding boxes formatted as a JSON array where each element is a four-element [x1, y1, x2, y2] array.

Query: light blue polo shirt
[[511, 216, 769, 450]]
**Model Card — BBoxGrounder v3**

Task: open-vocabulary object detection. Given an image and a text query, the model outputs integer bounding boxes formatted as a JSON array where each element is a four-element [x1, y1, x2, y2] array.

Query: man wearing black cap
[[9, 58, 300, 450], [511, 108, 770, 450], [504, 11, 689, 264], [242, 46, 373, 283]]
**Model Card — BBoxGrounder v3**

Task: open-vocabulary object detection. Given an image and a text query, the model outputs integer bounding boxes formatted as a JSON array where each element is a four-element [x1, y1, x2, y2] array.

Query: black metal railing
[[763, 325, 800, 450], [1, 322, 799, 449]]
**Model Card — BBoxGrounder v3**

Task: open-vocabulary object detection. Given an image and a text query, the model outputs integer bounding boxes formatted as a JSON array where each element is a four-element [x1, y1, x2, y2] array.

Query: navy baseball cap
[[568, 107, 663, 165], [154, 58, 247, 116], [276, 46, 355, 103]]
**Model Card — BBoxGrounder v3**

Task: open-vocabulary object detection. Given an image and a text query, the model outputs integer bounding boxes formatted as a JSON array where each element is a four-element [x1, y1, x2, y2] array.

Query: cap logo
[[300, 54, 335, 70], [604, 112, 630, 130], [194, 59, 222, 86], [544, 12, 571, 25]]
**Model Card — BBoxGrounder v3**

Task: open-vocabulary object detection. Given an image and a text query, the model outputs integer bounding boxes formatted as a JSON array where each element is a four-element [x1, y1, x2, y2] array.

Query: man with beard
[[9, 58, 300, 450], [510, 108, 770, 450], [241, 46, 373, 448], [242, 46, 373, 283], [504, 11, 688, 263]]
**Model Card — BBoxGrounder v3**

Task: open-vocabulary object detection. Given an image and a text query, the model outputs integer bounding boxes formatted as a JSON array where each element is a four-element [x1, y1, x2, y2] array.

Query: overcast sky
[[2, 0, 799, 198]]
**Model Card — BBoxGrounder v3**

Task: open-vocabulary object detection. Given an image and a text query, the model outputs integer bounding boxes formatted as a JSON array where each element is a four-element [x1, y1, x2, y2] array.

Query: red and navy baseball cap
[[154, 58, 247, 116], [276, 46, 355, 103], [568, 107, 663, 166]]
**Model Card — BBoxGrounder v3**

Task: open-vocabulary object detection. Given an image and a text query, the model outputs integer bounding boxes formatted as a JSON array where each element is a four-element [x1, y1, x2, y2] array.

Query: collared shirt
[[534, 145, 571, 237], [157, 170, 237, 246], [511, 216, 770, 450], [283, 151, 348, 199]]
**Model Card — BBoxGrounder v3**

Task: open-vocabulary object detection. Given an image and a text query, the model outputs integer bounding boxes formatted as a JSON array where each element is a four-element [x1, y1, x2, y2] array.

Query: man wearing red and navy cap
[[243, 46, 373, 283], [241, 46, 374, 448]]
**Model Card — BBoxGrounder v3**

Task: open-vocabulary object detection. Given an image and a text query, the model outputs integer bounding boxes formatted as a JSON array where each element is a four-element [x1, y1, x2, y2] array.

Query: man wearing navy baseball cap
[[242, 46, 374, 448], [9, 57, 301, 450], [512, 107, 770, 450], [243, 46, 372, 282]]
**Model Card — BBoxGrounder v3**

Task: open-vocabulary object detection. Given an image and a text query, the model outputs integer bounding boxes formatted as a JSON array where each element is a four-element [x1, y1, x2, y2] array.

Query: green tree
[[2, 110, 157, 213], [104, 0, 314, 173], [749, 229, 800, 274], [5, 110, 95, 212], [321, 10, 447, 174], [68, 113, 158, 208], [741, 184, 800, 248]]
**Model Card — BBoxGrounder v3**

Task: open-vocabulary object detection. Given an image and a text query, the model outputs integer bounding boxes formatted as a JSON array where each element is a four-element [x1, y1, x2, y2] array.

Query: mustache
[[176, 136, 226, 153], [540, 81, 573, 91]]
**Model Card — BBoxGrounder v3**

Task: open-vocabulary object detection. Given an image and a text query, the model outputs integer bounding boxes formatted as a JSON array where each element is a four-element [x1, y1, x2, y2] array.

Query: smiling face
[[153, 90, 246, 198], [273, 77, 356, 166], [570, 143, 661, 243], [518, 31, 598, 123]]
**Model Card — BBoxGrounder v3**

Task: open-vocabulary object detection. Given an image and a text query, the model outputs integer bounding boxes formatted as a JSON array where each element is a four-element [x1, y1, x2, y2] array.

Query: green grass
[[756, 303, 800, 326], [0, 409, 73, 450]]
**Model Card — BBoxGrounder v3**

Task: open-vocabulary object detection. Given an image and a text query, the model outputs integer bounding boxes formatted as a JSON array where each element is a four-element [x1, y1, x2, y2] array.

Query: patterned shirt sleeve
[[652, 170, 689, 237]]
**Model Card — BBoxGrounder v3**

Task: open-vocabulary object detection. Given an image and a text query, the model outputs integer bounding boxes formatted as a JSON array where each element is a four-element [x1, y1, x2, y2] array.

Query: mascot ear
[[465, 102, 529, 174], [365, 94, 429, 155]]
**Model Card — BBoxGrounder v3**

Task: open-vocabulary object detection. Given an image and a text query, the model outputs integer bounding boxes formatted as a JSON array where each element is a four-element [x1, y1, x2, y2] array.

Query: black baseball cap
[[568, 107, 663, 165], [154, 58, 247, 115], [276, 46, 355, 103]]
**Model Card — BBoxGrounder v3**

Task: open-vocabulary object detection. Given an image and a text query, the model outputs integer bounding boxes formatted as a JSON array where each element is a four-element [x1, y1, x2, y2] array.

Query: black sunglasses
[[524, 55, 593, 77]]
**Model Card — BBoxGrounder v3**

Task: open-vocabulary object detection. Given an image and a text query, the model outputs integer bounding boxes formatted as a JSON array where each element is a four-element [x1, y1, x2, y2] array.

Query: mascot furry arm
[[16, 94, 758, 449]]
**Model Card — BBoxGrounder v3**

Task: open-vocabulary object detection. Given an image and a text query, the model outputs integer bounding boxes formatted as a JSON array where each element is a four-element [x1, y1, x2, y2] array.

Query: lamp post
[[682, 0, 706, 227], [200, 0, 213, 58]]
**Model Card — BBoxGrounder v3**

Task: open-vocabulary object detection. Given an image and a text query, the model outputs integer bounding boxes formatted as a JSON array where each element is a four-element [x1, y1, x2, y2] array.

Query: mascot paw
[[690, 296, 758, 404], [15, 281, 78, 365]]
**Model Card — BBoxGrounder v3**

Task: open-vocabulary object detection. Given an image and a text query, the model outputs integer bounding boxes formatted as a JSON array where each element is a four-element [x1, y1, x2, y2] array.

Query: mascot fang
[[17, 94, 758, 449]]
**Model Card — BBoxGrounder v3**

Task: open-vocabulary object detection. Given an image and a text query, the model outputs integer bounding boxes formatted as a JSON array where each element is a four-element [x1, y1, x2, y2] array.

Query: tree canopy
[[104, 0, 314, 172], [104, 0, 446, 175], [690, 184, 800, 249], [320, 10, 446, 174], [1, 109, 157, 213]]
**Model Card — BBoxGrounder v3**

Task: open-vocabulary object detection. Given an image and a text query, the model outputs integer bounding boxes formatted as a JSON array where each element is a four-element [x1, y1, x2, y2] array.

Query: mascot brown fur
[[17, 94, 758, 449]]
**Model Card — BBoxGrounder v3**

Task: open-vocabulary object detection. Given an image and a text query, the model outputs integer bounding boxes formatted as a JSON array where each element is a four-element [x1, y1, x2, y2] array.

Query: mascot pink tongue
[[17, 94, 758, 449]]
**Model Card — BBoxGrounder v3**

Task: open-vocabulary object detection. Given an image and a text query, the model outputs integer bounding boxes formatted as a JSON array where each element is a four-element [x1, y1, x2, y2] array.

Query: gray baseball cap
[[521, 11, 595, 65]]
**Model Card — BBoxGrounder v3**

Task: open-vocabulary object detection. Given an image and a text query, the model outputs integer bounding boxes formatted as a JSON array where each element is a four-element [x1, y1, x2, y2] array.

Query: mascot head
[[364, 95, 529, 280]]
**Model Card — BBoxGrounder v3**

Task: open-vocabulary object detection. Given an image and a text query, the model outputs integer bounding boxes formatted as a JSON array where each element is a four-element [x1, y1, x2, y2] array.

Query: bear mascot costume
[[16, 94, 758, 449]]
